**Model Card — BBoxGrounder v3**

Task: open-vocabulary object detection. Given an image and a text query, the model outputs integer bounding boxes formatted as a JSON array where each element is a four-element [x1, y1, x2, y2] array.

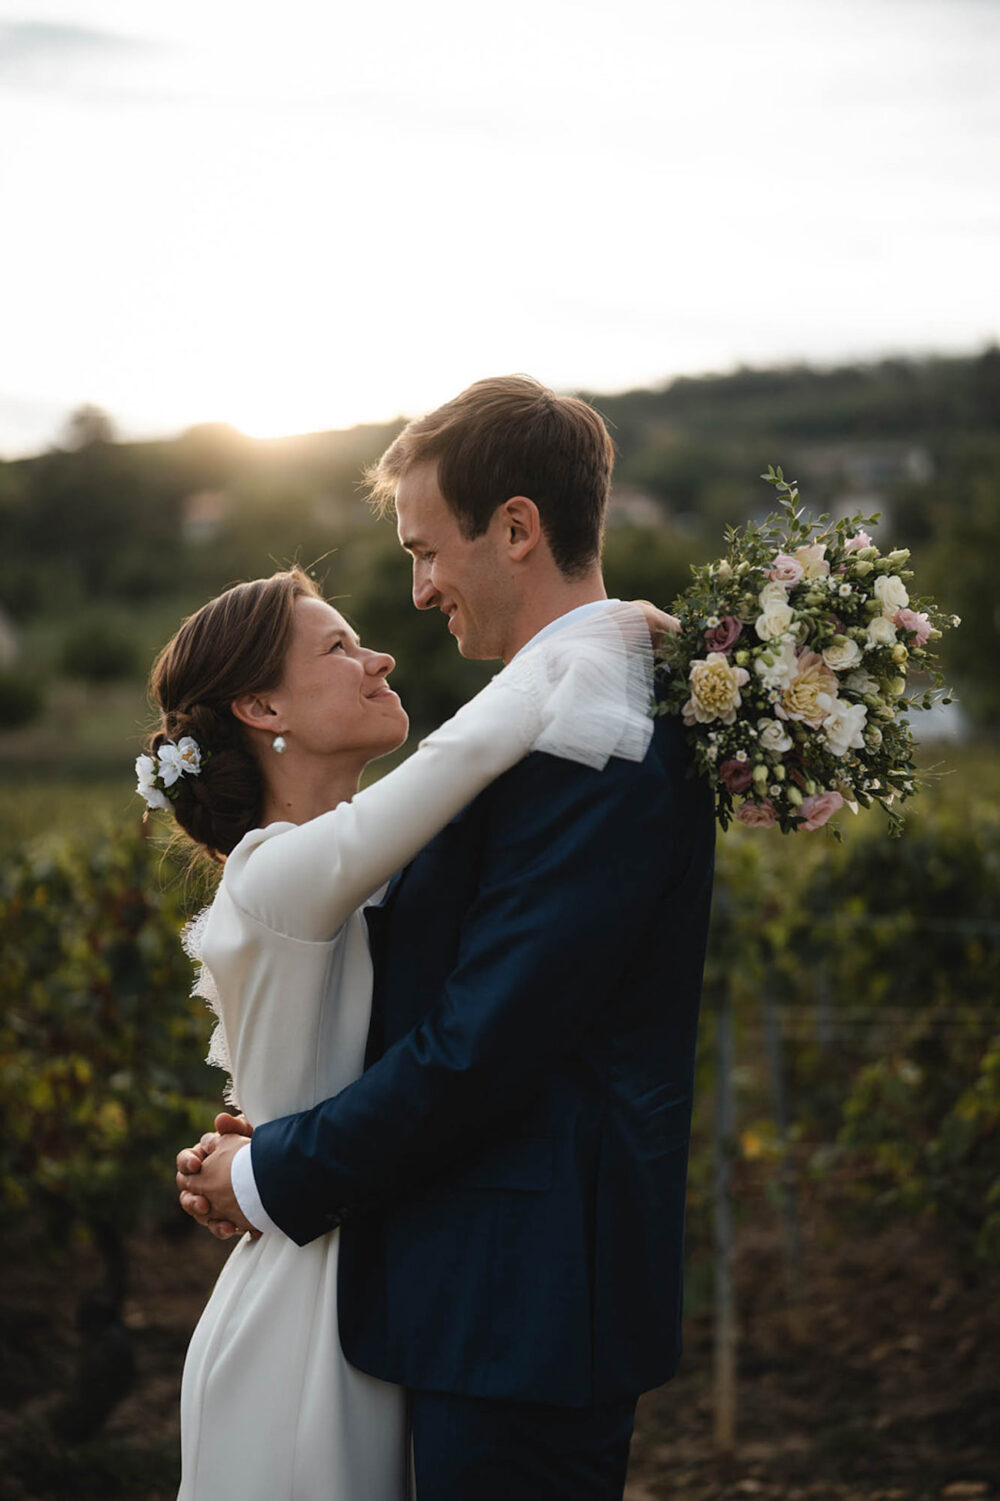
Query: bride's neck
[[259, 755, 366, 827]]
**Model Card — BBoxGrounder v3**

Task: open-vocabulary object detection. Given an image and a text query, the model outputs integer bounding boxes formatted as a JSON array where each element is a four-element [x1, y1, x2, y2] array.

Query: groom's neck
[[501, 566, 608, 663]]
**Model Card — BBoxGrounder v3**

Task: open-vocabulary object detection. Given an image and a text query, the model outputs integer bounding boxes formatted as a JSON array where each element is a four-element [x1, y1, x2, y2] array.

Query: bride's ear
[[231, 693, 282, 735]]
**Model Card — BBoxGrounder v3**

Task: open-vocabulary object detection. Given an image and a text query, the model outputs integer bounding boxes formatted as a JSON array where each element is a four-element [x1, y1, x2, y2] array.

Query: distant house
[[0, 606, 21, 668], [607, 484, 665, 529], [181, 490, 231, 544], [910, 697, 971, 746], [791, 442, 933, 530]]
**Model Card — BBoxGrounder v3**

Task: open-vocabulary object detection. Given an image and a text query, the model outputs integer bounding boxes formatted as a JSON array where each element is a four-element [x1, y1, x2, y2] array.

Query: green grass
[[0, 780, 135, 852]]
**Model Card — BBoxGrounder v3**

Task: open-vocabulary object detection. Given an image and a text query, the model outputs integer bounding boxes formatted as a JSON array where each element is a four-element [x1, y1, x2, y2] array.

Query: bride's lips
[[365, 686, 398, 701]]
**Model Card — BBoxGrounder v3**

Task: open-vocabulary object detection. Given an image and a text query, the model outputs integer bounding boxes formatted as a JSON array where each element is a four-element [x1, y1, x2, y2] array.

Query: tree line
[[1, 349, 998, 732]]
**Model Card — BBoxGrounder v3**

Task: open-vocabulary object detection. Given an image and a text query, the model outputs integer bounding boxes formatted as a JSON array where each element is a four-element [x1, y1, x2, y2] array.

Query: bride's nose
[[363, 648, 395, 677]]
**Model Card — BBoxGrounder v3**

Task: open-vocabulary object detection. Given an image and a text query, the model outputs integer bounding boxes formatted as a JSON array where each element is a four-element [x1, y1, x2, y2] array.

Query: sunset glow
[[1, 0, 998, 453]]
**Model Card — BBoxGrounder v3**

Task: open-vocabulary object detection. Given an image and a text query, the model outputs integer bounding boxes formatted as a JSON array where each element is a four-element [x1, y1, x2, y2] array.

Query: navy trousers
[[410, 1389, 637, 1501]]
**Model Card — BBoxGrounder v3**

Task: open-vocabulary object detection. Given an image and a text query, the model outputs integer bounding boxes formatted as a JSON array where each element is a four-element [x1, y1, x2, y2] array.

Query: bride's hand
[[631, 600, 681, 646], [176, 1115, 254, 1240]]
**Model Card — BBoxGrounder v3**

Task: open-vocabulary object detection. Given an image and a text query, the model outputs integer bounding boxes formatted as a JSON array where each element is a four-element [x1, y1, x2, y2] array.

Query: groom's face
[[395, 461, 516, 660]]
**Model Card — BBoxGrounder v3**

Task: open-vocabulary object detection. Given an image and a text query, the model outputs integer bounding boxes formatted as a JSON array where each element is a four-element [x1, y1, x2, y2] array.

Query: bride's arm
[[226, 603, 655, 942]]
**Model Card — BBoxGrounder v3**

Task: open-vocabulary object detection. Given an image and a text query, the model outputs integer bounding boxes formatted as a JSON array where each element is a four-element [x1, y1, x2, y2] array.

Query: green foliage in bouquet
[[655, 467, 957, 836]]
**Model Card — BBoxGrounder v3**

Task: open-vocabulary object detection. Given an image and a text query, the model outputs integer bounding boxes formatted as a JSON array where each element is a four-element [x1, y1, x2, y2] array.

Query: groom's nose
[[412, 563, 438, 611]]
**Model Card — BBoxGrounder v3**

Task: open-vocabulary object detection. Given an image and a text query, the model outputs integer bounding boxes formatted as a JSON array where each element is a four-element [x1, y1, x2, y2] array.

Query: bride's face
[[272, 598, 408, 759]]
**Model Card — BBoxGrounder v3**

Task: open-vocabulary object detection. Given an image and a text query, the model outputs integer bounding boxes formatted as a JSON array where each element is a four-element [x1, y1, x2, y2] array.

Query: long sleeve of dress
[[222, 602, 654, 944]]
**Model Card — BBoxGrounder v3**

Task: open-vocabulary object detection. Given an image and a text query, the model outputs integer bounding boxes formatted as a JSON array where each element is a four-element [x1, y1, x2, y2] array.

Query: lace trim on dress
[[493, 601, 655, 770], [180, 905, 241, 1110]]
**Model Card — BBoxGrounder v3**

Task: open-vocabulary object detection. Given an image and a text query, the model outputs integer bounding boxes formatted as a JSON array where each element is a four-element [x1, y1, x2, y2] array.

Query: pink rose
[[737, 798, 778, 828], [769, 554, 805, 587], [845, 530, 873, 553], [705, 616, 743, 654], [894, 607, 931, 647], [797, 790, 844, 831], [719, 758, 754, 794]]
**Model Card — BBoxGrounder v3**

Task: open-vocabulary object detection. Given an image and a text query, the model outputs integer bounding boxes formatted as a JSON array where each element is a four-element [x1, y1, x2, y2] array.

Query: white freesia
[[874, 574, 909, 617], [865, 615, 898, 650], [135, 753, 170, 811], [823, 699, 868, 758], [822, 635, 863, 672], [757, 717, 793, 753], [754, 635, 798, 691]]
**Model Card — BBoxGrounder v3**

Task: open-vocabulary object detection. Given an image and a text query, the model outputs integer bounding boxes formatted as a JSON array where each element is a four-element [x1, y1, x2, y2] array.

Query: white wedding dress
[[176, 606, 654, 1501]]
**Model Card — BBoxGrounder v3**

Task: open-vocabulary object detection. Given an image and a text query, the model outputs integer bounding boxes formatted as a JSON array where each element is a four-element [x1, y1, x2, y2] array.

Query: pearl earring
[[272, 735, 287, 754]]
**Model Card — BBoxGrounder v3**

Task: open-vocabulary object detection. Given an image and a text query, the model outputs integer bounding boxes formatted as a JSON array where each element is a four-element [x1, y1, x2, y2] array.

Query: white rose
[[755, 598, 795, 641], [874, 573, 909, 617], [793, 543, 830, 580], [822, 635, 863, 673], [823, 700, 868, 758], [757, 717, 793, 753], [844, 668, 879, 696], [759, 580, 789, 609], [865, 616, 898, 651]]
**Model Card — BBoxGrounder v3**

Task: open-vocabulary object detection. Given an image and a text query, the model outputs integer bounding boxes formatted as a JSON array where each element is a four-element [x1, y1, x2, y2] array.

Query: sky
[[0, 0, 998, 456]]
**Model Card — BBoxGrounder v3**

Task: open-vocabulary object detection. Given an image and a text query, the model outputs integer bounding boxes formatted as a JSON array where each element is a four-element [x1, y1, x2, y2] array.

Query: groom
[[177, 375, 715, 1499]]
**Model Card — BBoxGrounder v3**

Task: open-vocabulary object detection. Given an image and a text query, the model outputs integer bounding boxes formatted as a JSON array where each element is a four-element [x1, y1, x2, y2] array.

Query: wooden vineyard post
[[762, 973, 804, 1338]]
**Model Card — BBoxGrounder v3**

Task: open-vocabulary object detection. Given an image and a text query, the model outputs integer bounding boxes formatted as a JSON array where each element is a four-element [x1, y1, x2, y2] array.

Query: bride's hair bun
[[145, 567, 322, 860]]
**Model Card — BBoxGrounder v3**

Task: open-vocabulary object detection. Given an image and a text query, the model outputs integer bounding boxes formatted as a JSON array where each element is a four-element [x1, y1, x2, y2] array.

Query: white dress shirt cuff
[[230, 1140, 280, 1236]]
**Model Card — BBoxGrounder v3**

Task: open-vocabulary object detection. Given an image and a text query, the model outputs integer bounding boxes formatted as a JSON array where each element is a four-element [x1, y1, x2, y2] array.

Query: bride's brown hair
[[145, 567, 322, 860]]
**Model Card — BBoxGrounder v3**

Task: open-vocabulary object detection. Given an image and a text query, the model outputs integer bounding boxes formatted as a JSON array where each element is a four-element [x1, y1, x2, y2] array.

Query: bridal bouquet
[[655, 467, 957, 836]]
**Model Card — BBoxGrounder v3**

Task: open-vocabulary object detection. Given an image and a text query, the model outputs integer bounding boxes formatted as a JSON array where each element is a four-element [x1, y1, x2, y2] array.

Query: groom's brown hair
[[366, 375, 614, 579]]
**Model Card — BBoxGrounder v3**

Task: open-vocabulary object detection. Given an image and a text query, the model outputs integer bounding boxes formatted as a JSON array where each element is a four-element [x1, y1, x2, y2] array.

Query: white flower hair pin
[[136, 736, 204, 813]]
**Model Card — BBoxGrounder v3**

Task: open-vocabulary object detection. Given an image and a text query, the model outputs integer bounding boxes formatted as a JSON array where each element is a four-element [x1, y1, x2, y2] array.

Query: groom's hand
[[631, 599, 681, 646], [176, 1114, 257, 1241]]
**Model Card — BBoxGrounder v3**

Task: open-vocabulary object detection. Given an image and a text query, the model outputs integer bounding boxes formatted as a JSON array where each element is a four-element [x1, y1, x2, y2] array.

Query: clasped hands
[[176, 1112, 259, 1241]]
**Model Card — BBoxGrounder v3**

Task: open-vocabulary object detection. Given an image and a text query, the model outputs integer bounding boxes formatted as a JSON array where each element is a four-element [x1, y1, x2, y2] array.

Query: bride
[[139, 565, 665, 1500]]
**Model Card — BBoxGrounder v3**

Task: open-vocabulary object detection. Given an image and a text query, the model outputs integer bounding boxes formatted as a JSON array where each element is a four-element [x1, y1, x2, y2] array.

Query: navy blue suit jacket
[[251, 707, 715, 1406]]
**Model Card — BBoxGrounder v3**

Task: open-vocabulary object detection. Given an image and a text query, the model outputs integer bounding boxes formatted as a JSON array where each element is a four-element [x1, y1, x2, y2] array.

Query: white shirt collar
[[510, 598, 622, 661]]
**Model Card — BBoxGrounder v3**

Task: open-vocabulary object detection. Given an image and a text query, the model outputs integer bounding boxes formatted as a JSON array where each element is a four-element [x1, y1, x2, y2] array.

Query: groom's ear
[[231, 693, 282, 734], [499, 496, 542, 562]]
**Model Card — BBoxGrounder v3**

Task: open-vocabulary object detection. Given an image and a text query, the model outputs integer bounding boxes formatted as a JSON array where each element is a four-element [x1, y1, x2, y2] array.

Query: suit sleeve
[[250, 745, 685, 1245]]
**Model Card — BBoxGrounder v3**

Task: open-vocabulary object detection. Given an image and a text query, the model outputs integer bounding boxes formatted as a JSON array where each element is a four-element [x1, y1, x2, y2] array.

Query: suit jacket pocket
[[454, 1136, 553, 1193]]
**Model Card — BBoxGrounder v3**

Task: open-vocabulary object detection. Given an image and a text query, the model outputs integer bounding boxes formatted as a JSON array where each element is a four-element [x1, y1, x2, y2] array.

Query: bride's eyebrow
[[322, 627, 361, 649]]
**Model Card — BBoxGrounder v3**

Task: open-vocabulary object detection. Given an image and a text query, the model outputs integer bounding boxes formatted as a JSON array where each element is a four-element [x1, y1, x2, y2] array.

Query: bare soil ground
[[1, 1208, 996, 1501]]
